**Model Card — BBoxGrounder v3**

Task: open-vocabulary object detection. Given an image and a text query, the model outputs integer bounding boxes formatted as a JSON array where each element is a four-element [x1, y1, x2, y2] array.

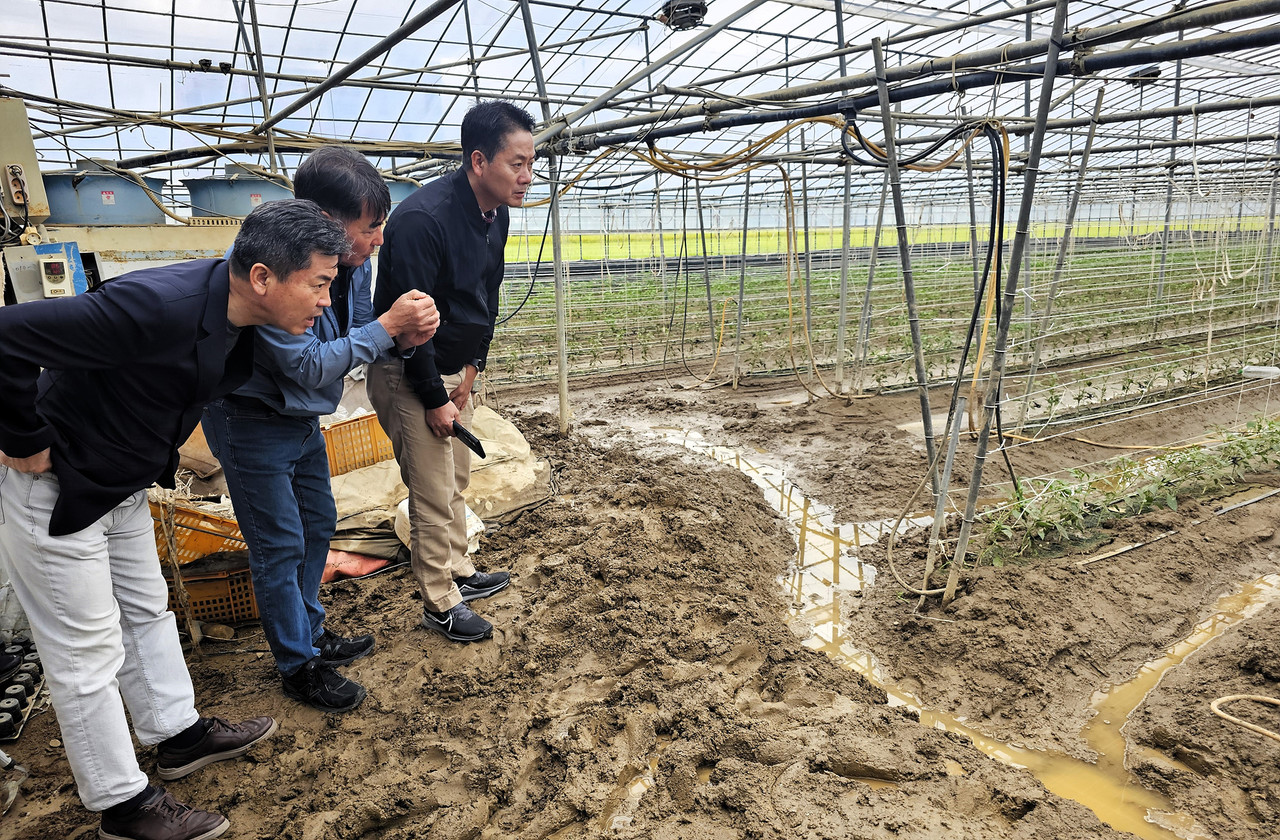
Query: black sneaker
[[156, 716, 277, 781], [315, 628, 374, 667], [422, 602, 493, 642], [281, 657, 366, 712], [99, 787, 229, 840], [455, 570, 511, 603]]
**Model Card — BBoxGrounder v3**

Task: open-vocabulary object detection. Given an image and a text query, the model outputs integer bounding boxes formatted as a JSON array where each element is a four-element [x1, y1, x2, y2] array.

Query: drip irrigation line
[[1038, 381, 1243, 427], [1002, 431, 1209, 452], [1211, 695, 1280, 743], [974, 401, 1280, 508], [1077, 485, 1280, 569]]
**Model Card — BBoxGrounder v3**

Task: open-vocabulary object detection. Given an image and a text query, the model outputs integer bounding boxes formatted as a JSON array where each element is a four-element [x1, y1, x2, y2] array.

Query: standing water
[[647, 428, 1276, 840]]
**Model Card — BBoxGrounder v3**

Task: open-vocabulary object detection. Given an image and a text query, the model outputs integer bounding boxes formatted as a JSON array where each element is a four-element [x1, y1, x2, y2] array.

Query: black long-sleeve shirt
[[373, 166, 508, 409], [0, 260, 254, 534]]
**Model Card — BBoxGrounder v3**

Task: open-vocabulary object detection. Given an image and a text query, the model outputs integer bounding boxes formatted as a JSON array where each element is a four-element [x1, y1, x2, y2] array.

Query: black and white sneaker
[[422, 602, 493, 642], [455, 570, 510, 603], [281, 657, 367, 712], [315, 628, 374, 667]]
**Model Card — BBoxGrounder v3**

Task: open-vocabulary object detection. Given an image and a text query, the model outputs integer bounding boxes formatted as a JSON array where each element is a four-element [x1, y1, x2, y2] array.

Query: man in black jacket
[[0, 199, 347, 840], [367, 100, 534, 642]]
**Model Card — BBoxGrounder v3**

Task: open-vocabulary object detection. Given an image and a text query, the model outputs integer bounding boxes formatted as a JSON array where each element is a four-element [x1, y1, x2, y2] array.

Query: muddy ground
[[3, 372, 1278, 839]]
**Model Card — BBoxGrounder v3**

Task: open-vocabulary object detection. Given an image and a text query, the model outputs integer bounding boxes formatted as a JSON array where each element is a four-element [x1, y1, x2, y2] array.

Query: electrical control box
[[1, 243, 87, 303], [0, 98, 50, 228], [38, 255, 73, 297]]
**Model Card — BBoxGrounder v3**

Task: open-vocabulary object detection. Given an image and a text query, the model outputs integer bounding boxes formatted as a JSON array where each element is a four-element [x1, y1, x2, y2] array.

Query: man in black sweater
[[367, 100, 534, 642]]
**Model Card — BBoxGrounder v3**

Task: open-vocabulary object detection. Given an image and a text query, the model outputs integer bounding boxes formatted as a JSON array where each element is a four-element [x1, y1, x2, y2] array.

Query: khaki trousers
[[367, 361, 476, 612]]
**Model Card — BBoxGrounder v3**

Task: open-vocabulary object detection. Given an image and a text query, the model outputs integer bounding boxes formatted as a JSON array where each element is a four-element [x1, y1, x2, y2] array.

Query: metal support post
[[962, 106, 981, 297], [872, 38, 938, 494], [549, 159, 571, 434], [236, 0, 279, 174], [919, 395, 966, 606], [461, 0, 483, 100], [854, 171, 889, 394], [519, 0, 570, 433], [801, 161, 814, 341], [1022, 10, 1034, 359], [1265, 131, 1280, 295], [1157, 37, 1184, 299], [836, 165, 853, 391], [834, 0, 852, 393], [694, 180, 717, 345], [944, 0, 1070, 605], [654, 173, 667, 280], [735, 171, 751, 389], [1016, 87, 1105, 432]]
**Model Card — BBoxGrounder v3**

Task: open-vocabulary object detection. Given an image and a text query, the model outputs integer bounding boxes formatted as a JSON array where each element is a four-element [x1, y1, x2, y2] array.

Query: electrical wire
[[496, 203, 552, 327]]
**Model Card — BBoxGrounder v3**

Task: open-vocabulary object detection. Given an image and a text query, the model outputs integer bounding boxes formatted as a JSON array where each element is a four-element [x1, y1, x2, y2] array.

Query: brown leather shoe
[[98, 788, 229, 840], [156, 715, 278, 780]]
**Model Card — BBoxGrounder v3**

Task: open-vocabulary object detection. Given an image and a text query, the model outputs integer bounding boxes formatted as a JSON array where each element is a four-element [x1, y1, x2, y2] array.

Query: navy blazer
[[0, 259, 255, 536]]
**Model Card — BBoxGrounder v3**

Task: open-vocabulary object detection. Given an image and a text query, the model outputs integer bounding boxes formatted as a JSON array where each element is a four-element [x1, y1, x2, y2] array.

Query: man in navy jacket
[[0, 199, 348, 840]]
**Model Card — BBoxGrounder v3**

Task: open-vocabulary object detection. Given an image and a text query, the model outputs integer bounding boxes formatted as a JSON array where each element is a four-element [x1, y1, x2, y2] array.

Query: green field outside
[[504, 217, 1272, 262]]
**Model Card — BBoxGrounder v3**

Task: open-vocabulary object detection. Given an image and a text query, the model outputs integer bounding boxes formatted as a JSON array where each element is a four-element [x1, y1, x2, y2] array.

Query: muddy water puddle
[[641, 427, 1280, 840]]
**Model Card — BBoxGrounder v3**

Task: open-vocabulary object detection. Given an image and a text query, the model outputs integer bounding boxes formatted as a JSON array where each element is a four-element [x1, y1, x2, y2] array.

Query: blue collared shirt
[[228, 253, 395, 416]]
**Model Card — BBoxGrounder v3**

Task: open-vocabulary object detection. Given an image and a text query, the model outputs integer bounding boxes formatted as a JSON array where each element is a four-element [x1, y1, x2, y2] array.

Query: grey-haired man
[[0, 199, 349, 840]]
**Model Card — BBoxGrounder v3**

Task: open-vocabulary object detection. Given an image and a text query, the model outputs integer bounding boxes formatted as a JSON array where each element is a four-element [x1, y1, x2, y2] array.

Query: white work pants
[[0, 468, 199, 811]]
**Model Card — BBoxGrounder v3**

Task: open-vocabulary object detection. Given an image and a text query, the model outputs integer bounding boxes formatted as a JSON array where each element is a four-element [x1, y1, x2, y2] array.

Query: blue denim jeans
[[202, 398, 335, 676]]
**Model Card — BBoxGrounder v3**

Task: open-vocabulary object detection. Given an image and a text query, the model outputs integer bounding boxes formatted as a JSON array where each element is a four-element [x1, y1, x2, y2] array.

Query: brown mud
[[3, 374, 1277, 839]]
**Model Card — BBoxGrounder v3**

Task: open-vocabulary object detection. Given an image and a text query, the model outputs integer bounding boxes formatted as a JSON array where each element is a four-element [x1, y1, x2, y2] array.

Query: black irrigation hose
[[562, 172, 654, 192], [494, 198, 550, 326], [0, 192, 29, 246], [839, 115, 978, 170], [841, 111, 1021, 496]]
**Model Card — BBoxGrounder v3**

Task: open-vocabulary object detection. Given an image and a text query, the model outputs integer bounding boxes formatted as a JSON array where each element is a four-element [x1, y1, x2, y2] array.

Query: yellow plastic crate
[[323, 412, 395, 477], [150, 502, 247, 567], [163, 563, 258, 625], [153, 413, 393, 568]]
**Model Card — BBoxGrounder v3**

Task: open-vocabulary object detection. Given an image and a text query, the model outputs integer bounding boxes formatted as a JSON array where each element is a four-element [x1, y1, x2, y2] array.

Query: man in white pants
[[0, 199, 347, 840]]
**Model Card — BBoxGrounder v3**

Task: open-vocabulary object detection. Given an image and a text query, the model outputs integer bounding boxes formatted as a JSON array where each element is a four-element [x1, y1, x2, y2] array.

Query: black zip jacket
[[373, 166, 508, 409]]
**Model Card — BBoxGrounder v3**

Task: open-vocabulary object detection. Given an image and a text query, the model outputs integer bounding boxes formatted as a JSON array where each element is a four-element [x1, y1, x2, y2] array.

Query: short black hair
[[461, 100, 536, 165], [294, 145, 391, 224], [228, 199, 349, 280]]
